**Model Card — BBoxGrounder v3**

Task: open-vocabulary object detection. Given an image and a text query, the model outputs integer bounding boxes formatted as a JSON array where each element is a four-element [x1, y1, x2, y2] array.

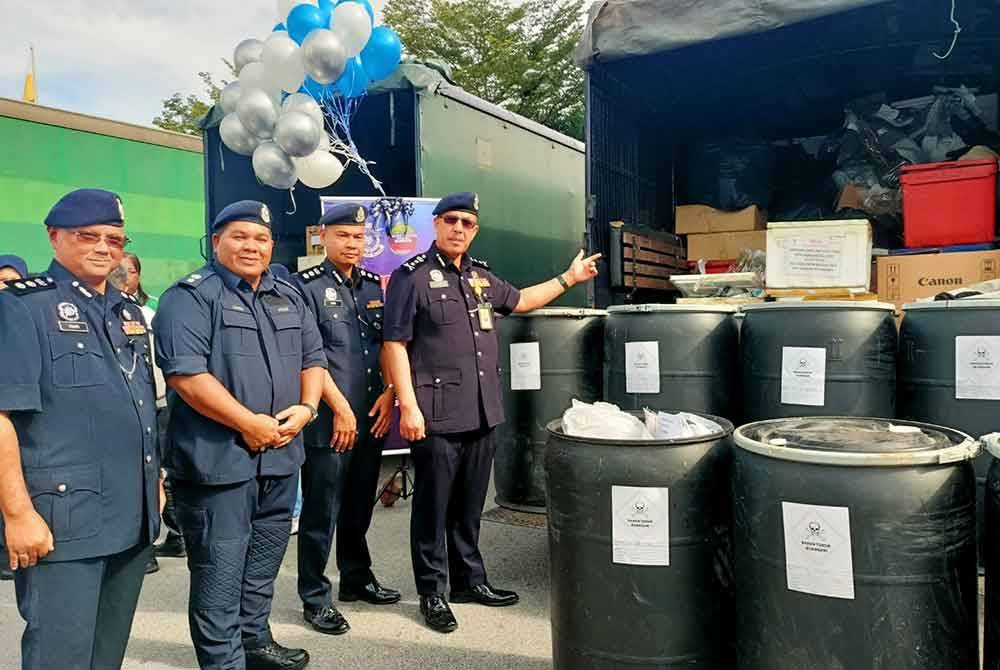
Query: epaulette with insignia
[[296, 265, 325, 283], [469, 256, 490, 270], [179, 268, 214, 288], [359, 268, 380, 283], [5, 275, 56, 296], [402, 254, 428, 273]]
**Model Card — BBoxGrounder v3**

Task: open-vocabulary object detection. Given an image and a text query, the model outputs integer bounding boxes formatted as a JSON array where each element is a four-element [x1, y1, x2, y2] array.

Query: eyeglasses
[[440, 215, 478, 230], [71, 231, 131, 249]]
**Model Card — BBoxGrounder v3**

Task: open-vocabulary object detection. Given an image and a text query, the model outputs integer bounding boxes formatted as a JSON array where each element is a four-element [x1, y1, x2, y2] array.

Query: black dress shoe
[[419, 594, 458, 633], [303, 605, 350, 635], [145, 555, 160, 575], [339, 577, 401, 605], [450, 582, 519, 607], [0, 564, 13, 581], [245, 640, 309, 670], [153, 531, 186, 558]]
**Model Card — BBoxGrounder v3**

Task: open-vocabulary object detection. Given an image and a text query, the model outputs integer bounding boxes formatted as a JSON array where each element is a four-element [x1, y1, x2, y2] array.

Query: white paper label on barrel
[[781, 502, 855, 600], [780, 346, 826, 407], [955, 336, 1000, 400], [612, 485, 669, 566], [625, 341, 660, 394], [509, 342, 542, 391]]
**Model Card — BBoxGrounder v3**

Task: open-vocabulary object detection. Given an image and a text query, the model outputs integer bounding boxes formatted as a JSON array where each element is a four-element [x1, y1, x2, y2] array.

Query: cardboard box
[[766, 220, 872, 289], [675, 205, 766, 235], [305, 225, 324, 256], [876, 249, 1000, 310], [686, 231, 767, 261]]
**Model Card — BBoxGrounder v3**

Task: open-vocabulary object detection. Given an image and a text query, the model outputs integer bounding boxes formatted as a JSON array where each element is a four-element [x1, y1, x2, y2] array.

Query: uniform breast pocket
[[270, 311, 302, 357], [321, 308, 351, 346], [24, 464, 103, 542], [429, 294, 463, 325], [367, 307, 384, 337], [48, 333, 108, 388], [221, 309, 259, 356], [414, 369, 462, 422]]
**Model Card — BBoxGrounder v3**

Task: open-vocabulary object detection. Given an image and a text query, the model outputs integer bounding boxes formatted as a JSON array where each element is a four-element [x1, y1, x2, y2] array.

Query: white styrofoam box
[[765, 220, 873, 290]]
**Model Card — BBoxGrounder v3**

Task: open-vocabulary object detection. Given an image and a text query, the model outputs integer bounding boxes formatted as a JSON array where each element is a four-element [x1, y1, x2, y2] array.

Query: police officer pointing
[[293, 203, 400, 636], [154, 201, 326, 670], [0, 189, 160, 668], [382, 192, 600, 633]]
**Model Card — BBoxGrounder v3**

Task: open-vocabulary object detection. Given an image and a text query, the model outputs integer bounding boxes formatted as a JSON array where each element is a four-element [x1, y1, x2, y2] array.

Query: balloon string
[[324, 95, 385, 195], [287, 186, 297, 215], [219, 141, 225, 172]]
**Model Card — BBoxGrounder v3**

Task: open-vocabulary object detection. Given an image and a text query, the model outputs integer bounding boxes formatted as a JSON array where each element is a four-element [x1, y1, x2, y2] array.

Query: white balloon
[[237, 88, 279, 140], [234, 39, 265, 75], [282, 93, 325, 131], [239, 62, 282, 101], [219, 113, 260, 156], [263, 33, 307, 93], [253, 142, 298, 190], [293, 150, 344, 189], [330, 2, 372, 57], [220, 82, 242, 115], [277, 0, 318, 23], [317, 131, 331, 153]]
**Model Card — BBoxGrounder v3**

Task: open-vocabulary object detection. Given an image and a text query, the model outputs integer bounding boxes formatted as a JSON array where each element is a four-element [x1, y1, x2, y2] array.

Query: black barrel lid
[[735, 417, 979, 466]]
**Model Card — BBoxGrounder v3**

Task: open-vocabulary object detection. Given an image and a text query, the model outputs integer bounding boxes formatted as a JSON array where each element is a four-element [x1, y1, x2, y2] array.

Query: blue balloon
[[360, 26, 402, 82], [273, 23, 286, 32], [337, 0, 375, 23], [287, 4, 327, 44], [334, 57, 370, 99], [318, 0, 335, 23]]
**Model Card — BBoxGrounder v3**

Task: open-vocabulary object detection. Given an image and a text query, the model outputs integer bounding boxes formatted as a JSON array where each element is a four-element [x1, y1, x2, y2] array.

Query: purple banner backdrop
[[319, 196, 441, 456]]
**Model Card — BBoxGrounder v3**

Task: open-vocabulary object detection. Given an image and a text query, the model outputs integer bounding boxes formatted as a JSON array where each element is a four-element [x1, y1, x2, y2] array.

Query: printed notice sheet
[[612, 486, 669, 566], [782, 502, 855, 600], [781, 346, 826, 407], [509, 342, 542, 391], [625, 341, 660, 394], [956, 336, 1000, 400]]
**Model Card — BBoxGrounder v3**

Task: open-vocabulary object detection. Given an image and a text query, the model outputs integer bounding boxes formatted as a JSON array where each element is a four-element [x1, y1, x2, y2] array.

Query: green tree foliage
[[153, 66, 232, 136], [383, 0, 586, 139]]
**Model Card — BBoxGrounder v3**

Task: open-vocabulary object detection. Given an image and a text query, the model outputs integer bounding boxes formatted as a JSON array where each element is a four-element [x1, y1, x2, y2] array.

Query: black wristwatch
[[556, 273, 570, 290], [301, 403, 319, 424]]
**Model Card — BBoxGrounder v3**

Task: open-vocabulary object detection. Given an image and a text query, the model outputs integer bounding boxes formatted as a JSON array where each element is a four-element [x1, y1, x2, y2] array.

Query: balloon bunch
[[218, 0, 403, 192]]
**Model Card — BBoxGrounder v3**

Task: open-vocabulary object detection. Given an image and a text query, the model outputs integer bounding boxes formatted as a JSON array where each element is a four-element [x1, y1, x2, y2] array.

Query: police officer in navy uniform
[[292, 203, 401, 635], [0, 189, 160, 668], [154, 200, 327, 670], [382, 192, 601, 632]]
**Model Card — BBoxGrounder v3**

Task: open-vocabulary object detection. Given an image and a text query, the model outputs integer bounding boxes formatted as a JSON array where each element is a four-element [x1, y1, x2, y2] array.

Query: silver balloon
[[253, 142, 298, 190], [220, 113, 261, 156], [220, 82, 242, 115], [275, 111, 321, 158], [234, 39, 265, 75], [282, 93, 325, 131], [237, 89, 279, 140], [301, 29, 347, 85]]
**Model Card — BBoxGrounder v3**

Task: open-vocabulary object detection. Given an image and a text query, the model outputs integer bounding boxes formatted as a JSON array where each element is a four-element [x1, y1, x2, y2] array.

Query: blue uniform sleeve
[[490, 272, 521, 316], [154, 287, 213, 377], [298, 298, 326, 370], [0, 293, 42, 412], [383, 269, 417, 342]]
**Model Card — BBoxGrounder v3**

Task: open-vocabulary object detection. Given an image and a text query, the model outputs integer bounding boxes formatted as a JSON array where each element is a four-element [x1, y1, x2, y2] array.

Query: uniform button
[[434, 377, 441, 384], [477, 352, 482, 357], [108, 322, 113, 328], [147, 427, 152, 434], [364, 350, 369, 355], [368, 386, 372, 392], [116, 347, 122, 353], [76, 342, 85, 350], [138, 400, 144, 406], [474, 332, 480, 337], [441, 294, 447, 299], [367, 368, 371, 373], [57, 484, 67, 493], [479, 371, 484, 377], [145, 454, 152, 464]]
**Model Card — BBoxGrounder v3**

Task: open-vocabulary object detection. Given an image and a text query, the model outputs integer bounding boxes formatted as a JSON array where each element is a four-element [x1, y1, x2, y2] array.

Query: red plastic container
[[686, 260, 735, 274], [900, 158, 997, 248]]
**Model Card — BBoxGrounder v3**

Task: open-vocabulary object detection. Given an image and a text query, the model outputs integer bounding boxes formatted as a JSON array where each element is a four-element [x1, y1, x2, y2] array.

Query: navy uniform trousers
[[173, 474, 298, 670], [410, 427, 496, 596], [297, 417, 385, 609], [15, 542, 153, 669]]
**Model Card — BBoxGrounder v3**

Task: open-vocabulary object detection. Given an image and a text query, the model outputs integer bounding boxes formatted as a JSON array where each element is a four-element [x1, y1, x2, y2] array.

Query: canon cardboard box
[[876, 249, 1000, 309], [676, 205, 766, 235], [766, 220, 872, 289], [686, 230, 767, 261]]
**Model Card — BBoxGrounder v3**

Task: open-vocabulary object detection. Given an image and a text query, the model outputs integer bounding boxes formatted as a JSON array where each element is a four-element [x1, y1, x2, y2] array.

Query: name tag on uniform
[[122, 321, 147, 336], [477, 303, 494, 331], [429, 280, 449, 289], [58, 321, 89, 333], [366, 299, 384, 309]]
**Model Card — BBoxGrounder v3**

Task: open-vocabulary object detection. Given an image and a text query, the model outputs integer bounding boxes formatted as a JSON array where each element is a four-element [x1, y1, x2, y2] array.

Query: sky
[[0, 0, 387, 129]]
